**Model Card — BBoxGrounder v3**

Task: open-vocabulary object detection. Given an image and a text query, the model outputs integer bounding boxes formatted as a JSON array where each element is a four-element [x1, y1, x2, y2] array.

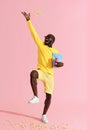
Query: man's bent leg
[[30, 70, 38, 96], [29, 70, 39, 104]]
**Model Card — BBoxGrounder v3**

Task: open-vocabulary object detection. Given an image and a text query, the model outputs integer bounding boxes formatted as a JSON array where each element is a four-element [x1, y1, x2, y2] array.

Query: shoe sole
[[28, 100, 39, 104]]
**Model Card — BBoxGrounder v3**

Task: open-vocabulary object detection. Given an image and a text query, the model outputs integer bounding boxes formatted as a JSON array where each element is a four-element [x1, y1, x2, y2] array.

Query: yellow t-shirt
[[27, 20, 59, 75]]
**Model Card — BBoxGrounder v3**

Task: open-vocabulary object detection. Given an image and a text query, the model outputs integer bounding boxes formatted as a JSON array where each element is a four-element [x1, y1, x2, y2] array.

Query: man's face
[[44, 36, 54, 47]]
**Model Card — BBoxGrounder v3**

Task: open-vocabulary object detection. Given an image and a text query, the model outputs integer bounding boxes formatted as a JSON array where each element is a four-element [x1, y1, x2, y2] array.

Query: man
[[22, 12, 64, 123]]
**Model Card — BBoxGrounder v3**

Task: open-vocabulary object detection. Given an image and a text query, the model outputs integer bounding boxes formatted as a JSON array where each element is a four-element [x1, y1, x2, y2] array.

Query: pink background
[[0, 0, 87, 130]]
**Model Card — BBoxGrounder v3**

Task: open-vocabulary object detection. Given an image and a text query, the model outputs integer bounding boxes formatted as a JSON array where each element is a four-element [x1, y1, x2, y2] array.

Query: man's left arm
[[55, 62, 64, 67]]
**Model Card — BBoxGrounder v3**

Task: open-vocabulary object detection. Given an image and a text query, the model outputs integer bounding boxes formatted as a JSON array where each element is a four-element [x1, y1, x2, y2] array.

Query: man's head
[[44, 34, 55, 47]]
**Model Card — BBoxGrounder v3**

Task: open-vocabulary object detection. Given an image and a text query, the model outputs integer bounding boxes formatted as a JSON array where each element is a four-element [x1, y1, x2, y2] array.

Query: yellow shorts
[[37, 69, 54, 94]]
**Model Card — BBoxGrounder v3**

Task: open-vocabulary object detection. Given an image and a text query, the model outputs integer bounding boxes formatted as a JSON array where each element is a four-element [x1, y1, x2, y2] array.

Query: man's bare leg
[[29, 70, 39, 103], [42, 93, 51, 123], [43, 93, 51, 114], [30, 70, 38, 96]]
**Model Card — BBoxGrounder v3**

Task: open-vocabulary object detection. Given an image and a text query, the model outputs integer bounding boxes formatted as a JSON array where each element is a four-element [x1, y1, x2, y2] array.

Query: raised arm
[[21, 11, 42, 46]]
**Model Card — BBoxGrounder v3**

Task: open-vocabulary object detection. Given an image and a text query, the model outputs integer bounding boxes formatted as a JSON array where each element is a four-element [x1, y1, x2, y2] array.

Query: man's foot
[[42, 114, 48, 123], [28, 96, 39, 104]]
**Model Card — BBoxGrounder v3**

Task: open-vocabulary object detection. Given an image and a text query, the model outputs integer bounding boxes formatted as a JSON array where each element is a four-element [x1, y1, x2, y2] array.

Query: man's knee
[[44, 93, 52, 105], [46, 93, 52, 100], [30, 70, 38, 79]]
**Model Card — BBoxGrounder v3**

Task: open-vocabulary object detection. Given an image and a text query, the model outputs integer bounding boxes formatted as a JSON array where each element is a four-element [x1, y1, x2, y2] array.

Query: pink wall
[[0, 0, 87, 129]]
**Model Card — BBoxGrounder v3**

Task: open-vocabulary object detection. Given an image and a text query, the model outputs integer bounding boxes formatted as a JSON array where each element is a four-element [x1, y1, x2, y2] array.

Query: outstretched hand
[[21, 11, 30, 21]]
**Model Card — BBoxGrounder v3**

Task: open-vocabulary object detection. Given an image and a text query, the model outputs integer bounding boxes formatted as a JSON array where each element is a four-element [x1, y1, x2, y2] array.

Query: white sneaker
[[42, 114, 48, 123], [28, 96, 39, 104]]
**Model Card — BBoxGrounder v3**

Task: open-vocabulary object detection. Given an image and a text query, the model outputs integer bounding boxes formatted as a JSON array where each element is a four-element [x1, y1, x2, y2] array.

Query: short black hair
[[45, 34, 55, 43]]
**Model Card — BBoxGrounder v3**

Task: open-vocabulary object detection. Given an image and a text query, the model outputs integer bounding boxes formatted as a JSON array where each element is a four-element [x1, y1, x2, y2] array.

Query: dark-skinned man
[[21, 12, 64, 123]]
